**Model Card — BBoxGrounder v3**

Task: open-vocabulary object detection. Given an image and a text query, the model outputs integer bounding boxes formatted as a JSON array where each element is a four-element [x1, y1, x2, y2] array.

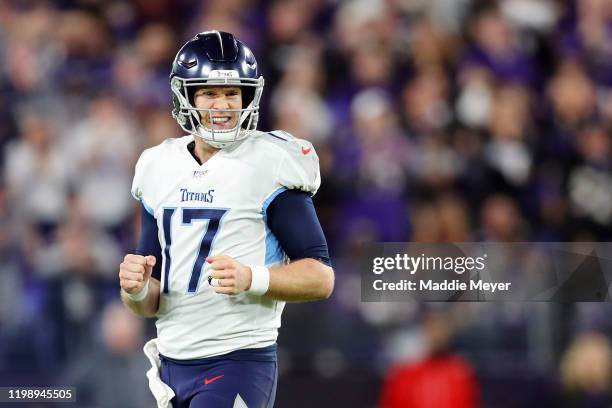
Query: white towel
[[143, 339, 176, 408]]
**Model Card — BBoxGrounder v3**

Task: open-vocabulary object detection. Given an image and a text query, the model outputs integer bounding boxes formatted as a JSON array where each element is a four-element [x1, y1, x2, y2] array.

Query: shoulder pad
[[130, 144, 165, 213], [263, 131, 321, 195]]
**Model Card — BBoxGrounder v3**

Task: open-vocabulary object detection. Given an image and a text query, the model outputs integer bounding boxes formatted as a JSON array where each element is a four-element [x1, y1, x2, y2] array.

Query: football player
[[118, 31, 334, 408]]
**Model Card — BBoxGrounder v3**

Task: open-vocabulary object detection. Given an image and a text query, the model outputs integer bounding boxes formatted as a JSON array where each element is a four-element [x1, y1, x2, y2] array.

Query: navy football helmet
[[170, 31, 264, 148]]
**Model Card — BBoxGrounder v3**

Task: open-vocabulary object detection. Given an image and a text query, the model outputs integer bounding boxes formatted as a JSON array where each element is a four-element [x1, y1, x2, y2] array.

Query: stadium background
[[0, 0, 611, 406]]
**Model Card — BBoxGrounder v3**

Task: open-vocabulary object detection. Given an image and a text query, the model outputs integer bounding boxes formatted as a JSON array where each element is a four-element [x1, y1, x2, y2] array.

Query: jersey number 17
[[161, 207, 228, 294]]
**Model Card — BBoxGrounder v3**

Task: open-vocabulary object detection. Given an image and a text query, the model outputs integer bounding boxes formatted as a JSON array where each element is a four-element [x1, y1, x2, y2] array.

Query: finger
[[206, 255, 231, 263], [209, 260, 233, 270], [211, 278, 234, 288], [209, 260, 232, 269], [208, 275, 234, 286], [124, 254, 147, 265], [119, 271, 145, 282], [209, 269, 233, 280], [218, 279, 235, 287], [145, 255, 156, 267], [214, 286, 237, 295], [122, 263, 146, 274], [143, 257, 155, 280]]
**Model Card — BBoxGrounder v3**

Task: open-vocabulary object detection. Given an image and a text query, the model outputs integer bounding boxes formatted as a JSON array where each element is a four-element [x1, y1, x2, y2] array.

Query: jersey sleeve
[[136, 204, 162, 280], [271, 131, 321, 196], [266, 189, 331, 266], [131, 149, 156, 214]]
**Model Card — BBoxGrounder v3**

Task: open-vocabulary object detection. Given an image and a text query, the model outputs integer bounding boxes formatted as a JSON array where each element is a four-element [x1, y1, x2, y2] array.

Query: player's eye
[[195, 89, 217, 97]]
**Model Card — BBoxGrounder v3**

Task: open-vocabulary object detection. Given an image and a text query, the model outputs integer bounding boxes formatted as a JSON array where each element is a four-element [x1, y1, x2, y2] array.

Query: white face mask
[[171, 76, 265, 149], [194, 107, 255, 149]]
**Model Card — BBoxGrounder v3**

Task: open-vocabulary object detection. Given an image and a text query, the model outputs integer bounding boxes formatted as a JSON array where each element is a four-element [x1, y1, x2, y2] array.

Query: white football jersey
[[131, 130, 320, 359]]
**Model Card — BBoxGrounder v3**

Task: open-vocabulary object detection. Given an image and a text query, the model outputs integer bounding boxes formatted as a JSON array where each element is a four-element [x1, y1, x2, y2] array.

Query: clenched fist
[[207, 255, 252, 295], [119, 254, 156, 295]]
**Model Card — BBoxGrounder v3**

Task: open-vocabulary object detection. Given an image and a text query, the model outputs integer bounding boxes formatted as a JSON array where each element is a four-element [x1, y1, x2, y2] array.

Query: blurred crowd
[[0, 0, 611, 406]]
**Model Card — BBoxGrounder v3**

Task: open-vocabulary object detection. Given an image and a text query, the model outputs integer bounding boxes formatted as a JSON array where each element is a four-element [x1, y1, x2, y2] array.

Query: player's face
[[194, 86, 243, 130]]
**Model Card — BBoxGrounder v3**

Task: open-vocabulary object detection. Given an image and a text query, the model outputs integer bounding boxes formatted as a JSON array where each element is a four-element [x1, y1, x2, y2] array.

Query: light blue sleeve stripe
[[262, 187, 287, 215], [262, 187, 287, 266], [141, 199, 155, 216]]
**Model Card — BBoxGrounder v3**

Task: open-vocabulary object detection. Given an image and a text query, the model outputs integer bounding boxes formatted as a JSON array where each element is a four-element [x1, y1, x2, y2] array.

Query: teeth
[[212, 117, 230, 123]]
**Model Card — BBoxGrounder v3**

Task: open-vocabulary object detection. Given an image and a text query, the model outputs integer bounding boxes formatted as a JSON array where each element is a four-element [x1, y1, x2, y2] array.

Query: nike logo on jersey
[[204, 374, 224, 385], [301, 146, 312, 155]]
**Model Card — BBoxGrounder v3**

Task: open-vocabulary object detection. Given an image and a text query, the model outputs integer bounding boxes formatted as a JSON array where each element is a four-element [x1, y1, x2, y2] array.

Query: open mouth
[[209, 115, 235, 129]]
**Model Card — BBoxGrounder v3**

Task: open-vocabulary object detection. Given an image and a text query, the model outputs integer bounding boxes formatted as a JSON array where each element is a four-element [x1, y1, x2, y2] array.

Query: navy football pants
[[160, 346, 277, 408]]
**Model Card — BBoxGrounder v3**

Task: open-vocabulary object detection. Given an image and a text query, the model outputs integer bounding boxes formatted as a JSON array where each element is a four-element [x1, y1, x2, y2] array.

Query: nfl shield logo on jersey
[[193, 170, 208, 179]]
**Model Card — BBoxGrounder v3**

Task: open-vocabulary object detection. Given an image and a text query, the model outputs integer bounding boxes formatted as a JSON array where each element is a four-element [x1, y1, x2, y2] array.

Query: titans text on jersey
[[179, 188, 214, 203]]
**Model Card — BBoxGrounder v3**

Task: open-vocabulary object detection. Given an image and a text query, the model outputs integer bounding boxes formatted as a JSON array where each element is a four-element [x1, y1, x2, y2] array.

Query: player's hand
[[119, 254, 156, 295], [207, 255, 252, 295]]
